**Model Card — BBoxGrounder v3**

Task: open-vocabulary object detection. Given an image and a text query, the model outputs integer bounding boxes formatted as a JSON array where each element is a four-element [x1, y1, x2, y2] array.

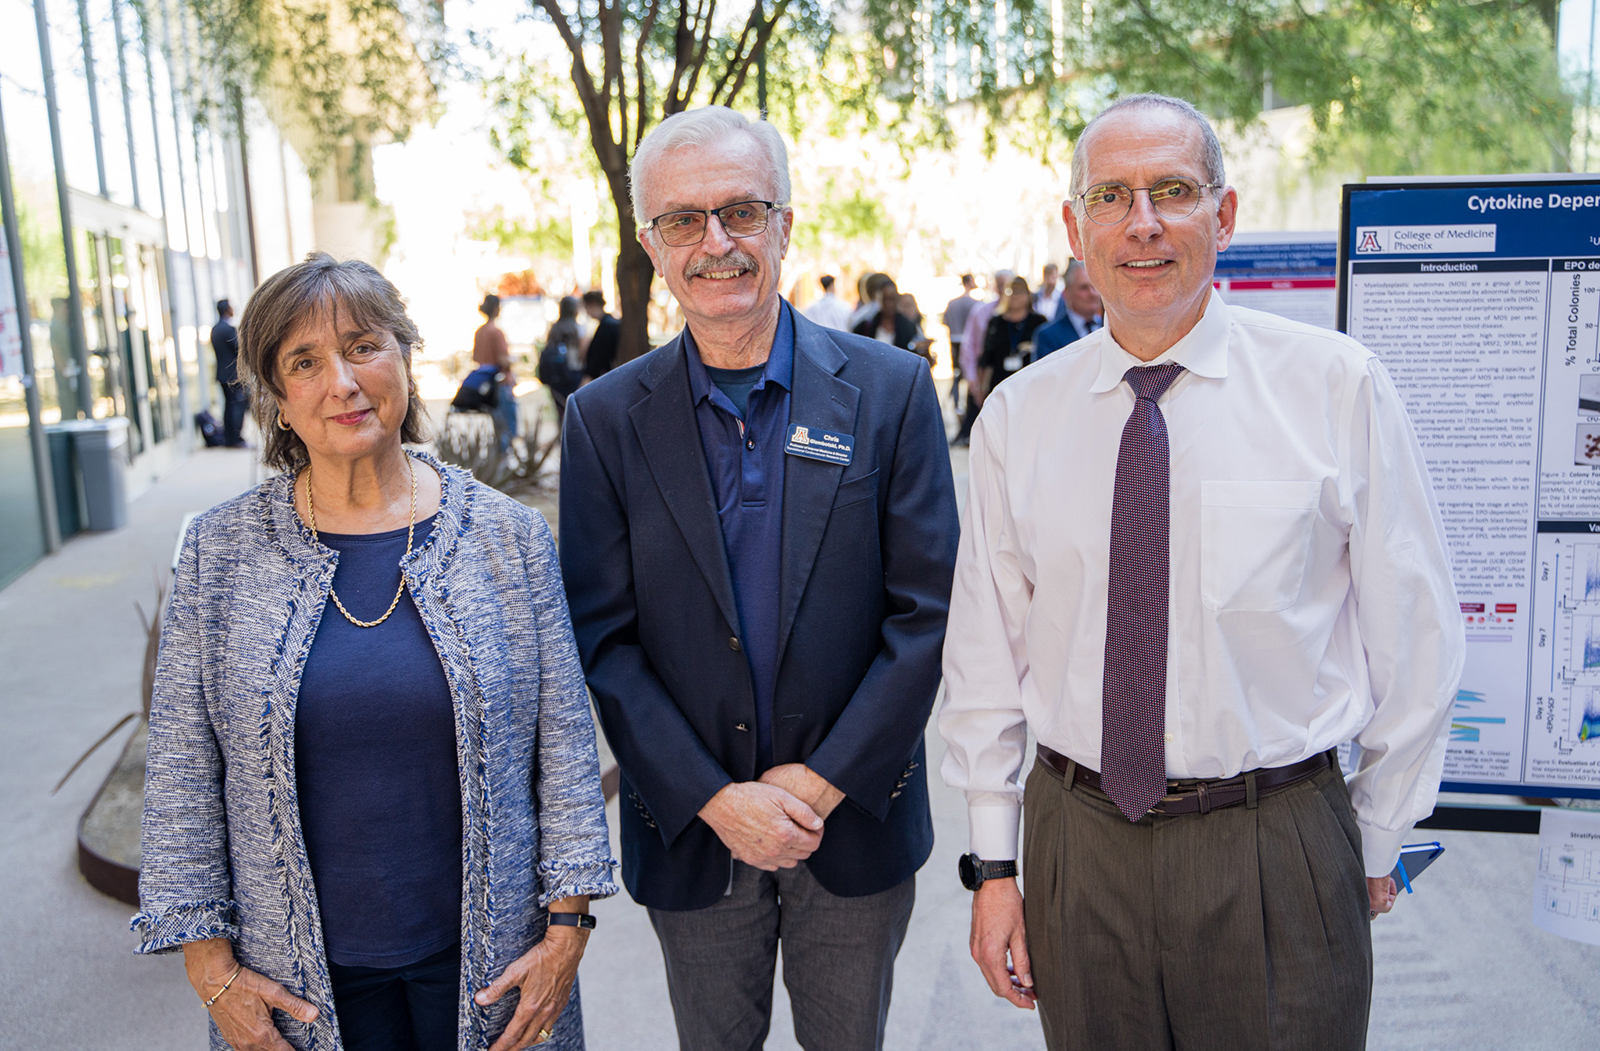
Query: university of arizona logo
[[1356, 229, 1382, 253], [792, 426, 811, 444]]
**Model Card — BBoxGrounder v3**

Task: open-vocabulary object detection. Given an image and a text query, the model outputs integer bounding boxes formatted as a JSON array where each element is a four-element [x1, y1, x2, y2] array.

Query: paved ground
[[3, 411, 1599, 1049]]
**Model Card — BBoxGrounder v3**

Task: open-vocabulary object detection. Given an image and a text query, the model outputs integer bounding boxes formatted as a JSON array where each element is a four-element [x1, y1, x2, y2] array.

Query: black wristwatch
[[959, 852, 1018, 891], [548, 912, 597, 930]]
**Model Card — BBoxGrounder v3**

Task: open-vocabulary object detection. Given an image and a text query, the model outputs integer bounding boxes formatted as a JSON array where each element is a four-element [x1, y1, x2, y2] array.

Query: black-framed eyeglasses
[[647, 200, 780, 247], [1070, 177, 1220, 226]]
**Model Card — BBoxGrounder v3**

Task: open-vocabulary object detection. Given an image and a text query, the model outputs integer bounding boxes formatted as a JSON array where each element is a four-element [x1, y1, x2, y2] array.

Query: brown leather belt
[[1035, 744, 1332, 816]]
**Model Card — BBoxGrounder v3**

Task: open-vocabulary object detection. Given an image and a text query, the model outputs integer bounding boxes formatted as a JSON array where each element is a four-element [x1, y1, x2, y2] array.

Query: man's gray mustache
[[686, 252, 758, 278]]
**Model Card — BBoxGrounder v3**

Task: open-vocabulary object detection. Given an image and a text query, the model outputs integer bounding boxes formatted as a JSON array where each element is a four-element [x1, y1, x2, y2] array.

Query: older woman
[[134, 253, 616, 1051]]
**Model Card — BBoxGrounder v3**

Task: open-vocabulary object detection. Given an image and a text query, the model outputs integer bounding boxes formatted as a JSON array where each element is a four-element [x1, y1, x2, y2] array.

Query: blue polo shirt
[[683, 303, 794, 771]]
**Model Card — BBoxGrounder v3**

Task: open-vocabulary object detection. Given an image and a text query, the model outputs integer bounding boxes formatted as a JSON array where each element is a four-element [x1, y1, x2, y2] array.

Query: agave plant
[[52, 580, 165, 795]]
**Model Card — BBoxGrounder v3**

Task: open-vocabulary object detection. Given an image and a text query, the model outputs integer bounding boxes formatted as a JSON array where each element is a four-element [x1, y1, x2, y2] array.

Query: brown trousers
[[1022, 757, 1373, 1051]]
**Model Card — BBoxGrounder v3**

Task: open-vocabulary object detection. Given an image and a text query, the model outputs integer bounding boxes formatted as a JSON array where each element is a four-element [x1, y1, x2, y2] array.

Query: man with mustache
[[559, 106, 959, 1051]]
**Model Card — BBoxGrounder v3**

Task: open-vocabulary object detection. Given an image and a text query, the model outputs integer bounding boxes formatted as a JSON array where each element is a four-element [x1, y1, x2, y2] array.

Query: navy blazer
[[1033, 310, 1094, 360], [559, 307, 959, 911]]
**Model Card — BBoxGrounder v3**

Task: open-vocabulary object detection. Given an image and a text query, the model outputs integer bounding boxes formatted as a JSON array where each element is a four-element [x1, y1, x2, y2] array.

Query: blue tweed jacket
[[133, 451, 617, 1051]]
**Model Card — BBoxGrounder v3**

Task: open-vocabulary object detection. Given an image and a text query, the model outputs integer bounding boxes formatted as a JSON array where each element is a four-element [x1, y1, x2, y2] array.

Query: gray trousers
[[647, 862, 915, 1051], [1022, 757, 1373, 1051]]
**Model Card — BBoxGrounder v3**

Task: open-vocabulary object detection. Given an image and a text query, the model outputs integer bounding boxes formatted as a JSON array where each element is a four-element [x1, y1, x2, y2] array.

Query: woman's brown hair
[[237, 253, 430, 472]]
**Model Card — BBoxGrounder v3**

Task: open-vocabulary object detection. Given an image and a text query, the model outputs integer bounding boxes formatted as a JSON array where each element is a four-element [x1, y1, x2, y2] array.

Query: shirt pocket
[[1200, 480, 1321, 612]]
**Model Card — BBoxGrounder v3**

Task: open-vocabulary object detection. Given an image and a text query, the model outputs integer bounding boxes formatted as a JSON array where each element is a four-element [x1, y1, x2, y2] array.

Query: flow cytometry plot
[[1574, 616, 1600, 673], [1575, 687, 1600, 743], [1578, 544, 1600, 603]]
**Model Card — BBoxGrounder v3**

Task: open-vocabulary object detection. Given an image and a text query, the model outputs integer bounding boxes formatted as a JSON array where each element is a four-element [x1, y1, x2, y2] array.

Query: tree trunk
[[615, 226, 656, 363]]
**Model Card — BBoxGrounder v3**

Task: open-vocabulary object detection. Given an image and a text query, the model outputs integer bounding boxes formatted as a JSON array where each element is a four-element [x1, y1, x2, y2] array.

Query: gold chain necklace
[[304, 456, 417, 629]]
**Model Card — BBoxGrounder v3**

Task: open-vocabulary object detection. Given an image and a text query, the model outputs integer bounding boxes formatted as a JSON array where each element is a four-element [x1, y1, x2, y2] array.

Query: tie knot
[[1124, 363, 1185, 402]]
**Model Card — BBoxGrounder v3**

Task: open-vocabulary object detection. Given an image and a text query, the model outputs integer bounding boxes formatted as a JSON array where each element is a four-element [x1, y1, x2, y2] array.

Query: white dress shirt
[[1035, 287, 1063, 320], [939, 291, 1465, 877], [804, 292, 854, 331]]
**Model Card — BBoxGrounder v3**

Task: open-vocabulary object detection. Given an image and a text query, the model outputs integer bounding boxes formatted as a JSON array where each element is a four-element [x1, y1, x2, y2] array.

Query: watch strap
[[548, 912, 596, 930]]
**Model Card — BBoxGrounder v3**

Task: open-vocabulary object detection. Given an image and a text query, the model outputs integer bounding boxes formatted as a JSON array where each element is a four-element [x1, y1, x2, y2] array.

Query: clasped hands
[[697, 763, 845, 871]]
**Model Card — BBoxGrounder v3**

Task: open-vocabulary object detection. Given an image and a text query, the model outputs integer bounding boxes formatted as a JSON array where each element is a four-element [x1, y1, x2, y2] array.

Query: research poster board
[[1215, 231, 1338, 330], [1340, 177, 1600, 800]]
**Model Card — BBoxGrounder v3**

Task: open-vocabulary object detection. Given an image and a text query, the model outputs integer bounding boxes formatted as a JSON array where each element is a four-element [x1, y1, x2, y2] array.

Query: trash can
[[71, 417, 130, 531], [43, 422, 82, 539]]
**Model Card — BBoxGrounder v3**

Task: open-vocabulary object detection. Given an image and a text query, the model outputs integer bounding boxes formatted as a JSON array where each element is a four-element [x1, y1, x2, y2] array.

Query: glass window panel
[[195, 123, 221, 259], [44, 0, 103, 195], [117, 0, 159, 215], [106, 236, 147, 452], [2, 0, 70, 422], [146, 41, 185, 251], [85, 0, 134, 206]]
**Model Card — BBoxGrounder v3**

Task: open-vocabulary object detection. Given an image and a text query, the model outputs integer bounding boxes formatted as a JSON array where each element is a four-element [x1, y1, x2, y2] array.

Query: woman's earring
[[277, 411, 292, 431]]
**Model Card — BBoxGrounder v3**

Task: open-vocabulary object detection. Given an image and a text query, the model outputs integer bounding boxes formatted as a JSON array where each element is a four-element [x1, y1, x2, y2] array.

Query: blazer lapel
[[777, 316, 861, 665], [628, 338, 741, 634]]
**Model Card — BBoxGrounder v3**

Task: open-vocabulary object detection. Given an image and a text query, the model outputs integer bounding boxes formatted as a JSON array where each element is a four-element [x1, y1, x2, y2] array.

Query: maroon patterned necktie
[[1101, 363, 1185, 822]]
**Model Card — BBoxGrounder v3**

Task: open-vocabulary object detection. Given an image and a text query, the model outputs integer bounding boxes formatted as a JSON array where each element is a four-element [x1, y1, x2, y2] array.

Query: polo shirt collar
[[1089, 288, 1231, 393], [684, 299, 796, 404]]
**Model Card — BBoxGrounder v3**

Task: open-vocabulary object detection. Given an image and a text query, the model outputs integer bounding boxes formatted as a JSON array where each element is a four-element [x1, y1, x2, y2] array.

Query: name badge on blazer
[[785, 424, 854, 466]]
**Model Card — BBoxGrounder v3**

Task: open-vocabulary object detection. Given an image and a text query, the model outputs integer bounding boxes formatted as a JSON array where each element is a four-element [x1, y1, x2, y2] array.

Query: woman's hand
[[183, 938, 319, 1051], [477, 900, 592, 1050]]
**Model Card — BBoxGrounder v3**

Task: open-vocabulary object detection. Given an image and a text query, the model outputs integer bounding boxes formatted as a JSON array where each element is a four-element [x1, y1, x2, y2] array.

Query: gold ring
[[538, 1028, 553, 1043]]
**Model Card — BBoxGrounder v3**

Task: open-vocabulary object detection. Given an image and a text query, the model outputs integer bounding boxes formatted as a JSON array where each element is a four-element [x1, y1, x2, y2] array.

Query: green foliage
[[14, 194, 68, 317], [790, 178, 895, 254], [468, 211, 576, 259], [156, 0, 443, 176], [851, 0, 1571, 177]]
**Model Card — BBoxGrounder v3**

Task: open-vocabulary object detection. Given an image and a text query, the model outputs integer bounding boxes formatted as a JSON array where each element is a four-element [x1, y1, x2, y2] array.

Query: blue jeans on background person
[[497, 379, 518, 451]]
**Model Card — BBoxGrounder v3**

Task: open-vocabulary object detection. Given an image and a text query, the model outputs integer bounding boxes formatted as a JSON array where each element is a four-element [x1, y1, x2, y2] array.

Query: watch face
[[959, 852, 981, 890]]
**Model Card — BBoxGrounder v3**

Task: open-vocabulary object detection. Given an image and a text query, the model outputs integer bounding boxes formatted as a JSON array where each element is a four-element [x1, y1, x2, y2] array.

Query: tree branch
[[634, 0, 662, 151], [537, 0, 623, 171], [715, 0, 789, 106], [681, 0, 718, 108]]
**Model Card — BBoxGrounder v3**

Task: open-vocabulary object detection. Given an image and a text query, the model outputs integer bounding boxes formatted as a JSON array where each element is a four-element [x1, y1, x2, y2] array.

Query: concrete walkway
[[2, 440, 1598, 1049]]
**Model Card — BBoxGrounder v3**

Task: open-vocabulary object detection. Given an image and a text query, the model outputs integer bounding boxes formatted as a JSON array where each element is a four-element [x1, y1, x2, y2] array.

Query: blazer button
[[736, 723, 749, 732], [728, 637, 742, 652]]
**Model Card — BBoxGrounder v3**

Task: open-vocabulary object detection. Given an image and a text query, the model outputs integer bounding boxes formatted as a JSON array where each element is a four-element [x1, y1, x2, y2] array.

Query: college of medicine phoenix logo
[[1356, 228, 1382, 253], [793, 426, 811, 445]]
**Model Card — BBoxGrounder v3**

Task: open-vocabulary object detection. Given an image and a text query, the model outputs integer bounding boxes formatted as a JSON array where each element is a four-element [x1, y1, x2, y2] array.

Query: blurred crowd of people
[[802, 261, 1104, 446]]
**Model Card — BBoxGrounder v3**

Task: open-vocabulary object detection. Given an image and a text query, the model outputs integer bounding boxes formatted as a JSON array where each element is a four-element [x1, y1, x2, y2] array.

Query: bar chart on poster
[[1341, 179, 1600, 798]]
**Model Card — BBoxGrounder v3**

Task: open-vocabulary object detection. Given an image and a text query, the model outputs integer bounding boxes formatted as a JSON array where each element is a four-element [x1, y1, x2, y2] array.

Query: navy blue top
[[684, 304, 795, 771], [295, 514, 463, 967]]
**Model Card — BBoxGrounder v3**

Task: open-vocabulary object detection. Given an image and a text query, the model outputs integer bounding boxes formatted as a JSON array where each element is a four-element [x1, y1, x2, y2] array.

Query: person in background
[[212, 299, 250, 448], [853, 280, 921, 352], [898, 292, 936, 368], [941, 92, 1464, 1051], [951, 269, 1012, 446], [847, 271, 893, 331], [1032, 259, 1104, 360], [1033, 263, 1065, 321], [561, 105, 958, 1051], [581, 290, 620, 383], [473, 294, 517, 450], [803, 274, 853, 330], [978, 276, 1046, 399], [942, 274, 978, 410], [539, 295, 584, 423], [136, 253, 617, 1051]]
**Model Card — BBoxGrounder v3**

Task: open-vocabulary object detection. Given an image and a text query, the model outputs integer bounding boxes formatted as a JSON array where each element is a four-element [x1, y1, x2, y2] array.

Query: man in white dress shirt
[[938, 93, 1464, 1051], [803, 274, 853, 330]]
